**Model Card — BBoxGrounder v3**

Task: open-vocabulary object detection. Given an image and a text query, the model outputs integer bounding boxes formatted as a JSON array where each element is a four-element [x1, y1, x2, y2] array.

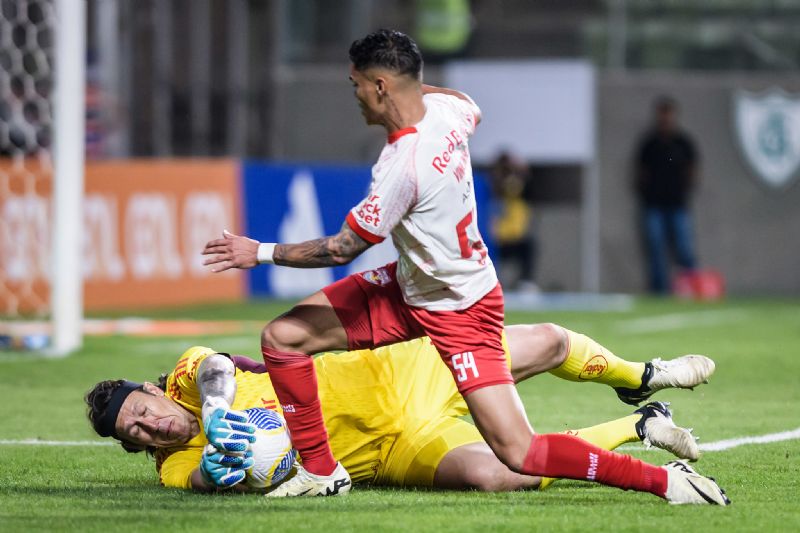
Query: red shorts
[[322, 263, 512, 395]]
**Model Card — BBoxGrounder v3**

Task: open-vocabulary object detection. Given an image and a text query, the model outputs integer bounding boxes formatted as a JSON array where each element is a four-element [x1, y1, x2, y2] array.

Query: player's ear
[[375, 77, 386, 97], [142, 382, 165, 397]]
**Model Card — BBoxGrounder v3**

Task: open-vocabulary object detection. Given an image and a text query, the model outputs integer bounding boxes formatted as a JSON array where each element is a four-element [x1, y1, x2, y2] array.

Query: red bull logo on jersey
[[432, 129, 465, 175], [579, 355, 608, 380], [360, 267, 392, 286]]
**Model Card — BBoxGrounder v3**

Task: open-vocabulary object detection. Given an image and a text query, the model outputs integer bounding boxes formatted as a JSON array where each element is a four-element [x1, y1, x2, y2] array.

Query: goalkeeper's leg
[[506, 324, 714, 403], [507, 323, 643, 387]]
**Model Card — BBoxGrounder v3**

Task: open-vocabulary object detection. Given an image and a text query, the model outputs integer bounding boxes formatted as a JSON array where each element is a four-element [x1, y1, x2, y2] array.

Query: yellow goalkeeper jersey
[[156, 337, 476, 489]]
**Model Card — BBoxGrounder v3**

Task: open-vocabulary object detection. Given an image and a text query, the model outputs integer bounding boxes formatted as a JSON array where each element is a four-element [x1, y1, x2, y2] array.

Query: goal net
[[0, 0, 85, 355]]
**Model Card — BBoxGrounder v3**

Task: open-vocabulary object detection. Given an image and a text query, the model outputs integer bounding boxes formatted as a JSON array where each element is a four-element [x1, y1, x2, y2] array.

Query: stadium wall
[[598, 72, 800, 294]]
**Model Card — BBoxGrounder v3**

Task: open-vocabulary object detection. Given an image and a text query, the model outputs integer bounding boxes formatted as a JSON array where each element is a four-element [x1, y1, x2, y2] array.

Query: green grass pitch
[[1, 298, 799, 532]]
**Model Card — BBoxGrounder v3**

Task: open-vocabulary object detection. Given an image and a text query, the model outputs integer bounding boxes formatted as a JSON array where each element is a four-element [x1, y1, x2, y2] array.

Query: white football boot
[[664, 460, 730, 505], [266, 462, 351, 497], [634, 401, 699, 461], [616, 355, 716, 405]]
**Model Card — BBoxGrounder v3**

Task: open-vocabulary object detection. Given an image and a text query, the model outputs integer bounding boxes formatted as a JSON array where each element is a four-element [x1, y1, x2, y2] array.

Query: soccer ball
[[242, 407, 296, 489]]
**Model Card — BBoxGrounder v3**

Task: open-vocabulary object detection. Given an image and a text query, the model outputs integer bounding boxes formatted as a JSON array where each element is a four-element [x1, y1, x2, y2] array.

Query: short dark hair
[[85, 378, 164, 456], [349, 29, 423, 79]]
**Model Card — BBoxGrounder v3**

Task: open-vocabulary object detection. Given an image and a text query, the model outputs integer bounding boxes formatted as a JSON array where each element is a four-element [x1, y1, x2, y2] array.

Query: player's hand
[[203, 406, 257, 453], [200, 446, 254, 488], [202, 230, 260, 272]]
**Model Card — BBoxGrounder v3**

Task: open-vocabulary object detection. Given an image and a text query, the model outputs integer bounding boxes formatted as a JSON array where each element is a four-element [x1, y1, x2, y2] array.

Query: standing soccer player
[[202, 29, 726, 505]]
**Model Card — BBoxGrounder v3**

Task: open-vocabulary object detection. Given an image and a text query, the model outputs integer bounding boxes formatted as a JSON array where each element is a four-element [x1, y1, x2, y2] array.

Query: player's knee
[[261, 320, 312, 354], [534, 323, 568, 367], [489, 441, 528, 474]]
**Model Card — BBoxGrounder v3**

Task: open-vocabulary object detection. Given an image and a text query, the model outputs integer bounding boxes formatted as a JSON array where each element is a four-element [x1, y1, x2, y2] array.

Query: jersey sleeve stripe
[[346, 212, 385, 244]]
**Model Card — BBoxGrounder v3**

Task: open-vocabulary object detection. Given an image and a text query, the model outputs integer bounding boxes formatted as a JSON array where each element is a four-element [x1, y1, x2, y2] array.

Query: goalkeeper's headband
[[97, 380, 144, 439]]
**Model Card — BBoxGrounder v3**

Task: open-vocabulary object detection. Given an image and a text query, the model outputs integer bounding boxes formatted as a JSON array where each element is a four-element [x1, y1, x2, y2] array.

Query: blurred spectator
[[489, 152, 538, 292], [634, 97, 699, 294]]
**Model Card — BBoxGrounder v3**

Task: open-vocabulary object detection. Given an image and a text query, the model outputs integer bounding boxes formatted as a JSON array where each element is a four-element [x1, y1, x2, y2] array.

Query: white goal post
[[50, 0, 86, 355], [0, 0, 85, 356]]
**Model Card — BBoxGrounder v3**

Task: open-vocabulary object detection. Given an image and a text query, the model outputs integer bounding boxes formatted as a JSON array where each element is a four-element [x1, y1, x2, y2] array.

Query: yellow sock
[[538, 414, 641, 490], [548, 328, 645, 389]]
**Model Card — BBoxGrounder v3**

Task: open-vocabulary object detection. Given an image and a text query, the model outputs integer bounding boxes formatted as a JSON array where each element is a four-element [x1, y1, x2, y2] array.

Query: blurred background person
[[634, 97, 699, 295], [490, 152, 539, 293]]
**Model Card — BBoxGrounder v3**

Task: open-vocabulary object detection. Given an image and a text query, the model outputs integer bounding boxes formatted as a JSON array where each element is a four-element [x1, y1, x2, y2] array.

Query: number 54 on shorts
[[452, 352, 479, 383]]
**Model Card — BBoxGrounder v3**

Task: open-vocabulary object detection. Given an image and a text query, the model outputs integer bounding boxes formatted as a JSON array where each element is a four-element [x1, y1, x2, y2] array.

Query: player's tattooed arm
[[202, 223, 371, 272], [273, 221, 371, 267]]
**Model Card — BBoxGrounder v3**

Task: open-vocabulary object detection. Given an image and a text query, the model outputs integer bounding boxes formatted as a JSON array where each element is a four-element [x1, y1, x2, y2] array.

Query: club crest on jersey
[[579, 355, 608, 380], [734, 88, 800, 189], [361, 267, 392, 286]]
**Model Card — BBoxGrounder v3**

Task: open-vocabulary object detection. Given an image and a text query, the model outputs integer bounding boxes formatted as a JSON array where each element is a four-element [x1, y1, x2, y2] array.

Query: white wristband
[[257, 242, 277, 264]]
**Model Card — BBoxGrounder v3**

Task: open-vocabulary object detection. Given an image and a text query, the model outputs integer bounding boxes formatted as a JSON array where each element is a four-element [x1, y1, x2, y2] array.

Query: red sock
[[262, 346, 337, 476], [523, 433, 667, 497]]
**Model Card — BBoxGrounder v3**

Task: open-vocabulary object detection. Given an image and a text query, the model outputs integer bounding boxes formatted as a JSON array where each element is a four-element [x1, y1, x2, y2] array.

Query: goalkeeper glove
[[202, 397, 257, 453], [200, 446, 254, 488]]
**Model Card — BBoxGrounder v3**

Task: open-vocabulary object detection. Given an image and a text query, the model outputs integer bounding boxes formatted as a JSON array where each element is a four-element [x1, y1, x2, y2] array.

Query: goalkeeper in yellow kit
[[86, 323, 715, 494]]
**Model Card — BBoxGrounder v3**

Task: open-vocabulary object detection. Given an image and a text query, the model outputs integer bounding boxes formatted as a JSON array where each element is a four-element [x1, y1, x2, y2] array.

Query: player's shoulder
[[173, 346, 217, 380], [424, 92, 479, 121], [423, 92, 460, 108], [176, 345, 217, 364]]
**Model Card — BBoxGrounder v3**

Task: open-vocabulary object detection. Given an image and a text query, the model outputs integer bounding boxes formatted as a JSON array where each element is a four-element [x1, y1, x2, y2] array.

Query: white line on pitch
[[616, 426, 800, 452], [0, 439, 114, 446], [614, 309, 750, 334], [3, 427, 800, 451], [696, 427, 800, 451]]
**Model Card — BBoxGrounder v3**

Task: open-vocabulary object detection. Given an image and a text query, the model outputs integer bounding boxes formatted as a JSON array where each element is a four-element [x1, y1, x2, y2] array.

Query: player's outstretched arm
[[272, 221, 371, 267], [202, 223, 371, 272]]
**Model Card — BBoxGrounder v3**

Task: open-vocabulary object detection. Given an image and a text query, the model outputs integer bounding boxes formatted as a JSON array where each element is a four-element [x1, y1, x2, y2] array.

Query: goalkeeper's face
[[115, 383, 199, 448]]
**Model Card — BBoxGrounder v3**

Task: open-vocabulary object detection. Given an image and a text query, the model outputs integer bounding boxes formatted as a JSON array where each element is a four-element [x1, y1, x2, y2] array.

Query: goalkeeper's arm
[[198, 353, 237, 412], [198, 354, 256, 455]]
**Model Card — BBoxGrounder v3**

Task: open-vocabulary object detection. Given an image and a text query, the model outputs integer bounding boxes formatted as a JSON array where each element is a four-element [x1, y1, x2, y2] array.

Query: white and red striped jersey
[[346, 93, 498, 311]]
